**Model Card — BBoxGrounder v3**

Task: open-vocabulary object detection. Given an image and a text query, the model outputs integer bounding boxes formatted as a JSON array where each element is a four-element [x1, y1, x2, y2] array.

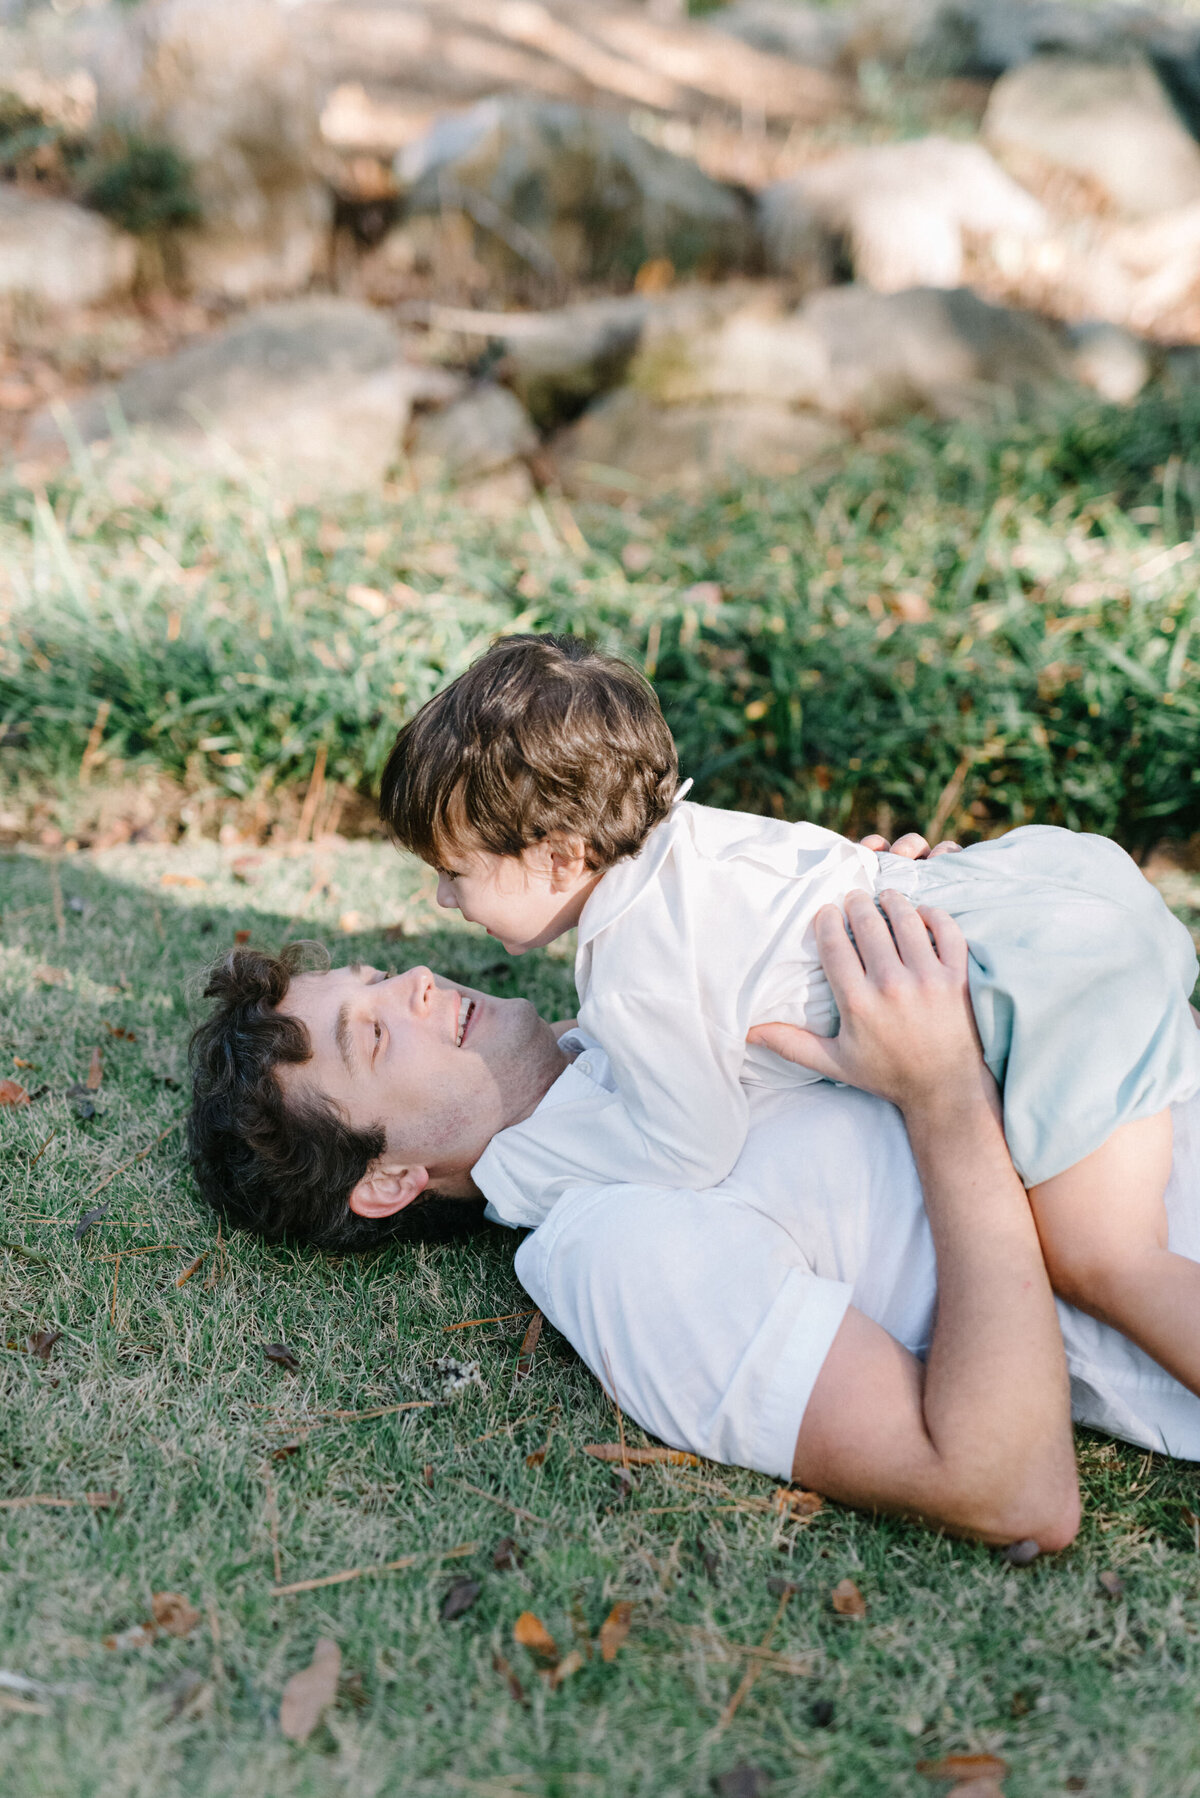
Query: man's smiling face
[[275, 963, 567, 1195]]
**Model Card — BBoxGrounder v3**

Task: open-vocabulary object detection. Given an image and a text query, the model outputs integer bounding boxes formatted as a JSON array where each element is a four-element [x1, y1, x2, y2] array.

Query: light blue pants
[[875, 827, 1200, 1185]]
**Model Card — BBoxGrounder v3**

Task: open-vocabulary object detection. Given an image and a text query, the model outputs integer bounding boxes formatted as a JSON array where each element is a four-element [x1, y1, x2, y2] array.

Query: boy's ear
[[348, 1160, 429, 1219], [545, 832, 592, 888]]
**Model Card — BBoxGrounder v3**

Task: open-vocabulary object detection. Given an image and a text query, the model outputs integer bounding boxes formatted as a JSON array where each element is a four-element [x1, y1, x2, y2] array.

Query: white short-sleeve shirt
[[475, 1035, 1200, 1478]]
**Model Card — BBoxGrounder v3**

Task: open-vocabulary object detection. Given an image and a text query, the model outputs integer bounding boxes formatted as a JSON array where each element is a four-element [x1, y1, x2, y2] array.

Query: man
[[193, 887, 1125, 1546]]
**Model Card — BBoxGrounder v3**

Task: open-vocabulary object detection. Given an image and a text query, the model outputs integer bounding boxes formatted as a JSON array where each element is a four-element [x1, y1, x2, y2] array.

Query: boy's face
[[434, 841, 599, 955]]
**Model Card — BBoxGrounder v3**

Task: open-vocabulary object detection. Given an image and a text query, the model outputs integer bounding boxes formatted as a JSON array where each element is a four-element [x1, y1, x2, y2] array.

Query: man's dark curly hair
[[187, 943, 486, 1250]]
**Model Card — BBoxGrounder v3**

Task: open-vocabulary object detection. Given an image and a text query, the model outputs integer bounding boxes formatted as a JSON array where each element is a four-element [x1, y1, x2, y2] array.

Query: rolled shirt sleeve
[[514, 1178, 853, 1480]]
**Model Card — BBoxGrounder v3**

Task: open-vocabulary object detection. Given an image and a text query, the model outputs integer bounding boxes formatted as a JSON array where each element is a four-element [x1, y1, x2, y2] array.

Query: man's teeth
[[455, 1000, 475, 1047]]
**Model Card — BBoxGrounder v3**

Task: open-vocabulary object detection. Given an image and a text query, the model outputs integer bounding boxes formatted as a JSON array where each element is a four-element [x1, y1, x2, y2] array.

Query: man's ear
[[348, 1160, 430, 1219]]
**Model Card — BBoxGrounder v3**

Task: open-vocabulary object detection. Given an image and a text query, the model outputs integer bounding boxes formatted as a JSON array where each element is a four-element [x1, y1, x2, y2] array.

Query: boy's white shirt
[[471, 798, 879, 1221]]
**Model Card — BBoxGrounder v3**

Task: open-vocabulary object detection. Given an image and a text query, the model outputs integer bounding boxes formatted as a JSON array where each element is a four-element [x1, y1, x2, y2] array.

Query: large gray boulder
[[985, 54, 1200, 219], [408, 383, 537, 484], [396, 96, 754, 290], [23, 297, 447, 492], [0, 188, 135, 309], [553, 386, 847, 498], [9, 0, 331, 300], [763, 137, 1046, 293], [635, 284, 1076, 425]]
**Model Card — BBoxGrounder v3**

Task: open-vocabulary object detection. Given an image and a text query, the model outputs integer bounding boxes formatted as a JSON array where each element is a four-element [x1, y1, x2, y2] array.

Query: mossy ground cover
[[2, 838, 1200, 1798]]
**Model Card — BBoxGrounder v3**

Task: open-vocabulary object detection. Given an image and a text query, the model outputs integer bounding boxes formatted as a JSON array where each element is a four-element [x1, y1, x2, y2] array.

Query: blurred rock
[[711, 2, 853, 70], [19, 0, 331, 299], [906, 0, 1155, 79], [396, 96, 754, 291], [757, 186, 836, 291], [765, 137, 1045, 293], [1067, 322, 1155, 402], [636, 283, 1076, 425], [985, 54, 1200, 219], [408, 383, 538, 483], [0, 189, 136, 309], [554, 386, 847, 496], [424, 284, 783, 431], [23, 297, 436, 491]]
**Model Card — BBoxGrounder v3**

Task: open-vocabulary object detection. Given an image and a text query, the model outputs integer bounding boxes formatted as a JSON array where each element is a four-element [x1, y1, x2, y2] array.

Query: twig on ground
[[0, 1491, 119, 1511], [444, 1309, 537, 1332], [716, 1588, 794, 1730], [262, 1465, 283, 1585], [29, 1132, 56, 1166], [175, 1252, 208, 1288], [79, 1118, 182, 1209], [456, 1482, 549, 1527], [270, 1540, 475, 1598]]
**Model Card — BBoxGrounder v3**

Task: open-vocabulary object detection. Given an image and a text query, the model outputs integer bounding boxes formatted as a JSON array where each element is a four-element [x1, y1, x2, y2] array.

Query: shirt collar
[[576, 782, 693, 948]]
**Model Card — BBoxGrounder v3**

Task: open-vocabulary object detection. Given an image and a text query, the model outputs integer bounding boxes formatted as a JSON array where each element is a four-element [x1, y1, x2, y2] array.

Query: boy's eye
[[438, 868, 460, 882]]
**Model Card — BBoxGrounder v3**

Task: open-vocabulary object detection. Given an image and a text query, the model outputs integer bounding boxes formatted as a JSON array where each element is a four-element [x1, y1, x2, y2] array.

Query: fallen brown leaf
[[159, 872, 206, 889], [598, 1600, 632, 1664], [102, 1023, 137, 1042], [263, 1342, 299, 1373], [151, 1592, 202, 1638], [513, 1611, 559, 1664], [86, 1046, 103, 1091], [234, 929, 251, 944], [492, 1651, 528, 1706], [525, 1441, 549, 1469], [29, 1330, 61, 1363], [917, 1754, 1009, 1783], [272, 1441, 303, 1462], [1098, 1569, 1125, 1600], [0, 1079, 31, 1106], [440, 1577, 481, 1622], [549, 1647, 585, 1689], [513, 1309, 544, 1382], [582, 1444, 700, 1467], [776, 1487, 823, 1516], [279, 1637, 340, 1743], [831, 1579, 866, 1618]]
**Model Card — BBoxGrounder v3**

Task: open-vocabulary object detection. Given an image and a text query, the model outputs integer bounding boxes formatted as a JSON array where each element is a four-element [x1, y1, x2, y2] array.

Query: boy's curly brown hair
[[379, 634, 678, 870]]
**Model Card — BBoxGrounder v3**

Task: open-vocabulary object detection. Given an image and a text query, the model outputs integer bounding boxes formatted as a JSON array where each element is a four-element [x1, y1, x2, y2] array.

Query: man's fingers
[[813, 902, 870, 1002], [748, 1022, 843, 1081], [888, 833, 931, 860], [918, 904, 970, 979], [841, 888, 903, 980], [859, 833, 890, 852], [877, 889, 939, 970], [928, 840, 963, 857]]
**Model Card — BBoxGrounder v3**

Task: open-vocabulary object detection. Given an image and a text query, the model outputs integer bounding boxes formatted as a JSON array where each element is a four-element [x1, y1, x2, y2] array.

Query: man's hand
[[748, 890, 991, 1117]]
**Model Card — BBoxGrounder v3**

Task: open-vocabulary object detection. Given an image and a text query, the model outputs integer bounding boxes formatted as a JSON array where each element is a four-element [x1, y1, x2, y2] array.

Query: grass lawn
[[3, 837, 1200, 1798]]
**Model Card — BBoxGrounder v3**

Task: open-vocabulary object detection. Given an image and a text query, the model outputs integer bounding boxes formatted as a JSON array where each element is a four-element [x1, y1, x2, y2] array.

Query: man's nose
[[397, 966, 435, 1013]]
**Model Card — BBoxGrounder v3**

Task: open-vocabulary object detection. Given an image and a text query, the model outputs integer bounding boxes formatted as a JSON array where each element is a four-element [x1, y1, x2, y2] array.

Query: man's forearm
[[904, 1088, 1077, 1543]]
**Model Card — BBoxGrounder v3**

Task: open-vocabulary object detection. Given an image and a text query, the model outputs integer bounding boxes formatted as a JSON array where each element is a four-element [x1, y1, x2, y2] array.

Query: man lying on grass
[[188, 884, 1105, 1549]]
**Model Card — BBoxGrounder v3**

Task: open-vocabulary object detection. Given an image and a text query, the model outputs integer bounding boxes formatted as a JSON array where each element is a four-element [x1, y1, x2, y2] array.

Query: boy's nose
[[435, 875, 458, 909]]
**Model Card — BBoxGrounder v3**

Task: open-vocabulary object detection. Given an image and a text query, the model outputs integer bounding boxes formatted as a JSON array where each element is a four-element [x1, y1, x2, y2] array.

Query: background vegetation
[[3, 386, 1200, 854]]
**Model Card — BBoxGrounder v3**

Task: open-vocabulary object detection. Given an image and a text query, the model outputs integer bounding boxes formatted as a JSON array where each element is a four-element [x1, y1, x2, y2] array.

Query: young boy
[[380, 634, 1200, 1396]]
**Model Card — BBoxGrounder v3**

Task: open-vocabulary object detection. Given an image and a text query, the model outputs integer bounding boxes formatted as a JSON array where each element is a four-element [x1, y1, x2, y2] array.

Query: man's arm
[[755, 891, 1079, 1548]]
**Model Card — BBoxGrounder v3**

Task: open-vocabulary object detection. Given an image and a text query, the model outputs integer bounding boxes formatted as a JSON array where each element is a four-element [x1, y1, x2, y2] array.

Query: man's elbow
[[967, 1466, 1081, 1554]]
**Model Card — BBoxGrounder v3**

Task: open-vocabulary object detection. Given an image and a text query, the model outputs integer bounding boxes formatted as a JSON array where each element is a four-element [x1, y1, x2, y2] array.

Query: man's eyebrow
[[334, 1001, 355, 1074]]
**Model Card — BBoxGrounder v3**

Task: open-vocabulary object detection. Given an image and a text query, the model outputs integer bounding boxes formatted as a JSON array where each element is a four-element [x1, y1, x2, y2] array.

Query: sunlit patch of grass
[[2, 841, 1200, 1795]]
